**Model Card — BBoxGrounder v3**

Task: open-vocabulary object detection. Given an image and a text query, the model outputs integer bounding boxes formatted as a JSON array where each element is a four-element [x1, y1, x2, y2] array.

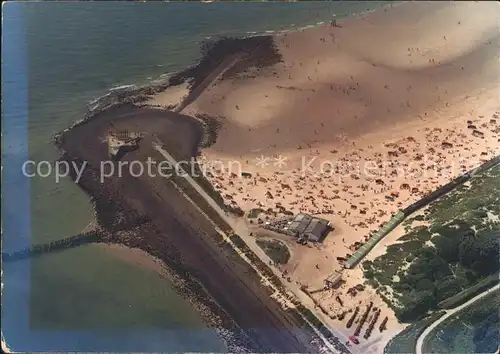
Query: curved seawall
[[344, 155, 500, 269]]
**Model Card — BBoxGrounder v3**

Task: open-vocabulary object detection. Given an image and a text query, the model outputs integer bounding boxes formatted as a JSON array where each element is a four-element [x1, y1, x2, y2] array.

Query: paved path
[[153, 142, 353, 354], [416, 284, 500, 354]]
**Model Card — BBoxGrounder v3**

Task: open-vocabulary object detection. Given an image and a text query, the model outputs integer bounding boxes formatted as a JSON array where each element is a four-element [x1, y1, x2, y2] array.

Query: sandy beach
[[145, 0, 500, 348]]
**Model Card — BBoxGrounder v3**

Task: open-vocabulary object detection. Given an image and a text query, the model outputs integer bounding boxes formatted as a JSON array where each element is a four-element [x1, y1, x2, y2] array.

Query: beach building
[[286, 213, 332, 242]]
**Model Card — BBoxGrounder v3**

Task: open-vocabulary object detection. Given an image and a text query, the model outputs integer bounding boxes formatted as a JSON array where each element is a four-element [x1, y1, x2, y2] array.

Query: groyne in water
[[344, 155, 500, 269], [2, 231, 102, 262]]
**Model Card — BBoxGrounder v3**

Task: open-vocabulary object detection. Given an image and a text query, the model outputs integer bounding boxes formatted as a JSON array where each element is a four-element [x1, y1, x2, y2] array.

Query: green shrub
[[405, 255, 415, 262]]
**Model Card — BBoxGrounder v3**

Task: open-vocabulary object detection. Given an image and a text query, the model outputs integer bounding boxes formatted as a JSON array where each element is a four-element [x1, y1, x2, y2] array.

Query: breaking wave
[[109, 84, 136, 91]]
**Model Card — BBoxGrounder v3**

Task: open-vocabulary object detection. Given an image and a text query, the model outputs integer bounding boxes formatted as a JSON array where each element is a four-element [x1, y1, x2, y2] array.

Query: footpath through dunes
[[56, 105, 316, 353]]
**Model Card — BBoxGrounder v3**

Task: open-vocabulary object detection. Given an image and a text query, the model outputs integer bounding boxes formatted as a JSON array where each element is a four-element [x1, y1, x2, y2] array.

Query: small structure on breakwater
[[107, 128, 144, 160]]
